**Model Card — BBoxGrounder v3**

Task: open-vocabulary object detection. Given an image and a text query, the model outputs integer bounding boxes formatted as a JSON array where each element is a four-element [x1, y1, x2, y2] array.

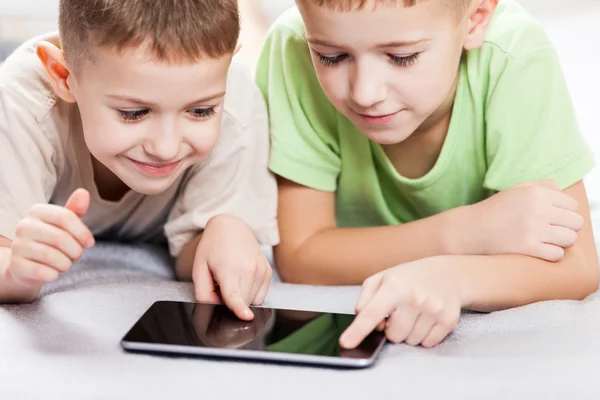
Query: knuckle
[[576, 215, 585, 230], [73, 245, 84, 260], [568, 230, 578, 244], [44, 269, 59, 282], [11, 239, 25, 255], [554, 247, 565, 261], [14, 222, 28, 238], [440, 315, 457, 331], [246, 262, 258, 276], [524, 239, 540, 257], [385, 274, 401, 286], [265, 266, 273, 281], [364, 275, 378, 286], [40, 247, 55, 265], [385, 330, 403, 344], [427, 299, 444, 316], [409, 291, 424, 309], [29, 204, 45, 216], [360, 308, 380, 324], [59, 212, 75, 229]]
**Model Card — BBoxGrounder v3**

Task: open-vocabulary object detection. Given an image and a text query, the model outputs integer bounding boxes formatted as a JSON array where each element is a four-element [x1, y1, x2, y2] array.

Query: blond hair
[[59, 0, 240, 70]]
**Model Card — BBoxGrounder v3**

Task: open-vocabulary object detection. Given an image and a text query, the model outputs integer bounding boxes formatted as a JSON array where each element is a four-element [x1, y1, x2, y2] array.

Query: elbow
[[567, 251, 599, 301], [576, 263, 599, 300], [274, 258, 314, 285], [273, 246, 324, 285]]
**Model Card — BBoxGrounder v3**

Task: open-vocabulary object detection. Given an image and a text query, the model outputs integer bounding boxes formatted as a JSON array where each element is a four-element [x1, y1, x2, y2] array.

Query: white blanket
[[2, 241, 600, 400]]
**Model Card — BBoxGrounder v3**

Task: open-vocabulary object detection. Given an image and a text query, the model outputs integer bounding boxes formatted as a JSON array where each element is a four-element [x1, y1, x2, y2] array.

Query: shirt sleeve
[[483, 45, 595, 191], [255, 13, 342, 192], [164, 83, 280, 257], [0, 90, 58, 240]]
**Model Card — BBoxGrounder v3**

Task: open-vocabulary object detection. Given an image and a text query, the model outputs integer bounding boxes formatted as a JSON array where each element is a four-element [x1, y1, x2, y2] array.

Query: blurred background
[[1, 0, 599, 187]]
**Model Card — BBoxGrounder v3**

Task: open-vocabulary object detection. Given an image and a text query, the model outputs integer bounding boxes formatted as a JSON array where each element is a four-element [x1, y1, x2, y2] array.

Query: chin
[[360, 127, 415, 146], [123, 177, 178, 196]]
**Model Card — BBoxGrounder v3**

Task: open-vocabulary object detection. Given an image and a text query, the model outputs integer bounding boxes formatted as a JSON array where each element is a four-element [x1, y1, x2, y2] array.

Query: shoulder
[[483, 0, 555, 59], [0, 33, 74, 174], [0, 33, 62, 120], [221, 60, 266, 130]]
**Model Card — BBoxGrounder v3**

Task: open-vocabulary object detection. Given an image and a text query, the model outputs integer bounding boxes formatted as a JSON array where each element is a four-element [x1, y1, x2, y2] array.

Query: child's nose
[[350, 63, 387, 108], [143, 126, 181, 161]]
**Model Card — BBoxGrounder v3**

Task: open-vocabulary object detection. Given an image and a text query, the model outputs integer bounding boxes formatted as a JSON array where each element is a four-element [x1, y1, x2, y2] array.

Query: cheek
[[402, 54, 460, 110], [314, 66, 347, 108], [77, 104, 137, 157], [186, 116, 223, 156]]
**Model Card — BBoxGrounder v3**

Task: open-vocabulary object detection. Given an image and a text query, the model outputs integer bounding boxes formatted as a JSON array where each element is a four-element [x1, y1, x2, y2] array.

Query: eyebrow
[[307, 38, 429, 49], [107, 92, 226, 108]]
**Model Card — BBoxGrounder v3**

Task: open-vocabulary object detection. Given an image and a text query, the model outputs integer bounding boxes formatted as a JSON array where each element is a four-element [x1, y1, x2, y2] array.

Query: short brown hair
[[59, 0, 240, 70], [300, 0, 471, 12]]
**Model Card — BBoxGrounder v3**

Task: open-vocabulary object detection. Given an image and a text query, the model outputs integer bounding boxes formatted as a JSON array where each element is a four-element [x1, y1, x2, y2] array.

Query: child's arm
[[275, 178, 583, 285], [340, 180, 598, 349]]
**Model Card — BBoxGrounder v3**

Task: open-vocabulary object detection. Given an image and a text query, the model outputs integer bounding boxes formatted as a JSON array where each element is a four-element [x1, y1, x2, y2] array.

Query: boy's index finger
[[340, 293, 395, 349], [219, 276, 254, 321]]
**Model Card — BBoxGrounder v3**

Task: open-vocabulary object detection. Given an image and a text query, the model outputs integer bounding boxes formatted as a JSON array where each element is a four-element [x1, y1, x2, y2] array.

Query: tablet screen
[[121, 301, 385, 365]]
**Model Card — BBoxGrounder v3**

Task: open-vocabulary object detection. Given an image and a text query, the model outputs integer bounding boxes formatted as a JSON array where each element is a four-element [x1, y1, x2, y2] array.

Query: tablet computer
[[121, 301, 386, 368]]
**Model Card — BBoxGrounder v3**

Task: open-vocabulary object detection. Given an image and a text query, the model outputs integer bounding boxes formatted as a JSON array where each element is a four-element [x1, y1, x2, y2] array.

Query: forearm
[[175, 233, 203, 281], [452, 245, 599, 313], [0, 242, 40, 303], [276, 206, 472, 285]]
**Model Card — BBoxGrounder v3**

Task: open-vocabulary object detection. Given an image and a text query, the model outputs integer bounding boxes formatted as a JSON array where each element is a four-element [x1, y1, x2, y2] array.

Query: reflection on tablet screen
[[123, 302, 382, 359]]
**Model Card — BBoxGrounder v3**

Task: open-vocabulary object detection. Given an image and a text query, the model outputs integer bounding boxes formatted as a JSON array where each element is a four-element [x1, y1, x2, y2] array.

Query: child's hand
[[340, 258, 462, 349], [469, 180, 583, 262], [192, 215, 272, 321], [7, 189, 94, 289]]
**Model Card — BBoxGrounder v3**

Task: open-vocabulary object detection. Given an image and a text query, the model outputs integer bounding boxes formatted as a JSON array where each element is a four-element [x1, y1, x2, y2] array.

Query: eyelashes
[[187, 108, 217, 119], [118, 109, 149, 122], [117, 107, 216, 123], [317, 52, 420, 68], [387, 53, 420, 67], [318, 53, 349, 67]]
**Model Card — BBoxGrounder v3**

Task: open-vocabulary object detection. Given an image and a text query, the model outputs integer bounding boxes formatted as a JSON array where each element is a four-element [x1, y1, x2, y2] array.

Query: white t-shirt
[[0, 33, 279, 256]]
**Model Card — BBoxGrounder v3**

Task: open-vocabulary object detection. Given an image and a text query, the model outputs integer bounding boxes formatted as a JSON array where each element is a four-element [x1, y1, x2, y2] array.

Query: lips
[[128, 158, 182, 177], [357, 110, 401, 125]]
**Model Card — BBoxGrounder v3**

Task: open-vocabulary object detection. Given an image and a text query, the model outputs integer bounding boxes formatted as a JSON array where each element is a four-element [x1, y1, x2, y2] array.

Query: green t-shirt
[[256, 0, 595, 228]]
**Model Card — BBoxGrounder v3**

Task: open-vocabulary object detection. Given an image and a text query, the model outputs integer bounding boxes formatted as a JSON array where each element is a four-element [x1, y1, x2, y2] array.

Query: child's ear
[[234, 42, 243, 56], [463, 0, 499, 51], [36, 41, 77, 103]]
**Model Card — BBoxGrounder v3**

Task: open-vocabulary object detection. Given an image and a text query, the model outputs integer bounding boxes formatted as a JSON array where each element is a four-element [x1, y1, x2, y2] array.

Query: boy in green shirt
[[256, 0, 599, 349]]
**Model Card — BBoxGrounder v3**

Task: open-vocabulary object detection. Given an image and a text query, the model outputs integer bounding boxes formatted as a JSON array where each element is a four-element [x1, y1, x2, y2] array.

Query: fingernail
[[86, 238, 95, 248], [245, 309, 254, 320]]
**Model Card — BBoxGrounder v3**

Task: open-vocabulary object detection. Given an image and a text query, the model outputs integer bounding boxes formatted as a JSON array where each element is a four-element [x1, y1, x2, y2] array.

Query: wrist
[[431, 255, 473, 308], [0, 248, 42, 303], [441, 206, 481, 256]]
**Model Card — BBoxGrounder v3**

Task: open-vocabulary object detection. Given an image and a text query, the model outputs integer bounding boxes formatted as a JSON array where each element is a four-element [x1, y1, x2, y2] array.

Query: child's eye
[[317, 53, 348, 67], [188, 107, 216, 120], [388, 53, 420, 68], [117, 109, 149, 122]]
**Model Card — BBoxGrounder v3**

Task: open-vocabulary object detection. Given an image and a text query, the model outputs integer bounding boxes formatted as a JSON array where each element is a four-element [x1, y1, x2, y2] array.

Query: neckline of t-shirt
[[370, 64, 466, 191]]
